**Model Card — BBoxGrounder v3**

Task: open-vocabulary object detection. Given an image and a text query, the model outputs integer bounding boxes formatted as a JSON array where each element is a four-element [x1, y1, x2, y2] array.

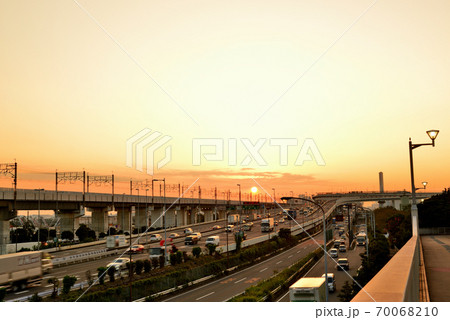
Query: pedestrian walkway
[[421, 235, 450, 302]]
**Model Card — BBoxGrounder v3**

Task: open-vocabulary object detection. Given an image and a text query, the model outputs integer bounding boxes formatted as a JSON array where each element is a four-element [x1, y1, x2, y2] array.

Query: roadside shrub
[[107, 267, 116, 282], [151, 257, 159, 269], [206, 243, 217, 255], [135, 260, 144, 275], [143, 259, 151, 273], [159, 255, 165, 268], [85, 270, 94, 286], [29, 293, 43, 302], [99, 232, 106, 239], [97, 267, 107, 285], [176, 251, 183, 264], [192, 247, 201, 258], [47, 277, 59, 298], [170, 253, 177, 266], [126, 262, 135, 275], [62, 275, 77, 294], [0, 287, 6, 302], [182, 251, 189, 262]]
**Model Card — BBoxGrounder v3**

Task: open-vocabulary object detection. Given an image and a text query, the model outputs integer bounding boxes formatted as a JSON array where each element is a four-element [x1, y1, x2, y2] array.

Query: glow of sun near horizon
[[0, 0, 449, 195], [251, 187, 258, 193]]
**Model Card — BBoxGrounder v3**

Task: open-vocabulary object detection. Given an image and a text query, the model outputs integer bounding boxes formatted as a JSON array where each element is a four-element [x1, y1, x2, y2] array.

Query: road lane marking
[[163, 234, 321, 301], [234, 277, 247, 284], [260, 267, 268, 272], [276, 260, 282, 265], [14, 290, 29, 295], [195, 291, 215, 301], [220, 278, 235, 284], [297, 250, 301, 253], [288, 255, 293, 258], [244, 278, 260, 283], [45, 284, 53, 288], [277, 290, 290, 302]]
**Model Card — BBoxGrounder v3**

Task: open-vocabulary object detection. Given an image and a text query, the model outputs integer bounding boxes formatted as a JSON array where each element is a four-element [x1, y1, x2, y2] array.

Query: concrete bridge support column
[[135, 207, 148, 233], [91, 207, 109, 235], [0, 220, 9, 254], [150, 209, 163, 229], [57, 211, 80, 234], [164, 209, 175, 228], [117, 207, 131, 233], [204, 210, 213, 222], [0, 207, 13, 253]]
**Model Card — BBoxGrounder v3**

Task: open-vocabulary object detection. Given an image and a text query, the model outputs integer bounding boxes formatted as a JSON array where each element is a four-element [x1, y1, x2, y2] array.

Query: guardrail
[[52, 248, 117, 267]]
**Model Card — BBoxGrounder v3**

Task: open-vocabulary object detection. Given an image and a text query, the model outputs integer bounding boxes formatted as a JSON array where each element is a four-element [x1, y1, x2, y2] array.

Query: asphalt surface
[[163, 235, 325, 302], [5, 206, 328, 301], [421, 235, 450, 302], [277, 218, 364, 302]]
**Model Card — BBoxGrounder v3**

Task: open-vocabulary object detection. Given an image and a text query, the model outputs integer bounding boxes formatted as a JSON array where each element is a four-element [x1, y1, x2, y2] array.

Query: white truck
[[356, 232, 367, 246], [261, 218, 274, 232], [228, 214, 240, 225], [289, 277, 326, 302], [106, 234, 128, 249], [0, 251, 53, 291]]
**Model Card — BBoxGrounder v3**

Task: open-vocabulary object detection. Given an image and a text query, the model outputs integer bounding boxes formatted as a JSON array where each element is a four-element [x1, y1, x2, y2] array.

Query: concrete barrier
[[352, 236, 420, 302]]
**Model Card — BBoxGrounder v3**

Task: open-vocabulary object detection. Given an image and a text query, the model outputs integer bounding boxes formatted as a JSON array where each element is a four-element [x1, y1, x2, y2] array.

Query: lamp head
[[426, 130, 439, 146], [422, 181, 428, 188]]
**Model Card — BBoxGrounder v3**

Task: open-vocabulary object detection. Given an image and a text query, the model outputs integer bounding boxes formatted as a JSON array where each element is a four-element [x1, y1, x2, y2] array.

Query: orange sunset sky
[[1, 0, 449, 199]]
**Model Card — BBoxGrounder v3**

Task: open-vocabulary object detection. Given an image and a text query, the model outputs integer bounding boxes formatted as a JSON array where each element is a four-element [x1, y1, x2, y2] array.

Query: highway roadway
[[5, 202, 334, 301], [163, 234, 325, 302], [277, 225, 365, 302]]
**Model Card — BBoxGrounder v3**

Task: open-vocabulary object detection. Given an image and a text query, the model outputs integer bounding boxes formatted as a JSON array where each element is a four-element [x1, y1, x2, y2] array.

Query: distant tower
[[379, 172, 384, 193], [378, 172, 385, 207]]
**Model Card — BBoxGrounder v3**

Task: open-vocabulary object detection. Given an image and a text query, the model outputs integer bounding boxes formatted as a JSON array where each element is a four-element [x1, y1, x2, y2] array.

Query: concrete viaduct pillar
[[135, 207, 148, 233], [117, 206, 132, 233], [0, 206, 14, 252], [91, 207, 109, 235], [57, 210, 81, 236]]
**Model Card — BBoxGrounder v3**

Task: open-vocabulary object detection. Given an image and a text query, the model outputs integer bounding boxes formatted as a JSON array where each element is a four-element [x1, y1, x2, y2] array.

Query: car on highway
[[107, 257, 131, 272], [191, 232, 202, 240], [150, 234, 162, 242], [205, 236, 220, 246], [337, 258, 349, 271], [127, 244, 144, 253], [334, 240, 342, 248], [329, 248, 338, 258], [279, 218, 285, 223], [184, 228, 193, 235], [169, 233, 180, 238], [212, 225, 222, 230], [339, 244, 347, 252], [225, 225, 234, 232], [275, 220, 279, 226], [242, 223, 253, 231], [185, 235, 199, 245], [322, 273, 336, 292]]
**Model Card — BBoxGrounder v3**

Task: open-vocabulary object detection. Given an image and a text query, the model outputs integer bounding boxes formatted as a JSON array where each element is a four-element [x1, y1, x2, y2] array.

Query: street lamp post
[[35, 189, 44, 248], [237, 184, 241, 221], [136, 188, 140, 238], [409, 130, 439, 236], [153, 179, 166, 263], [122, 193, 125, 232], [282, 196, 329, 302], [145, 188, 149, 247]]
